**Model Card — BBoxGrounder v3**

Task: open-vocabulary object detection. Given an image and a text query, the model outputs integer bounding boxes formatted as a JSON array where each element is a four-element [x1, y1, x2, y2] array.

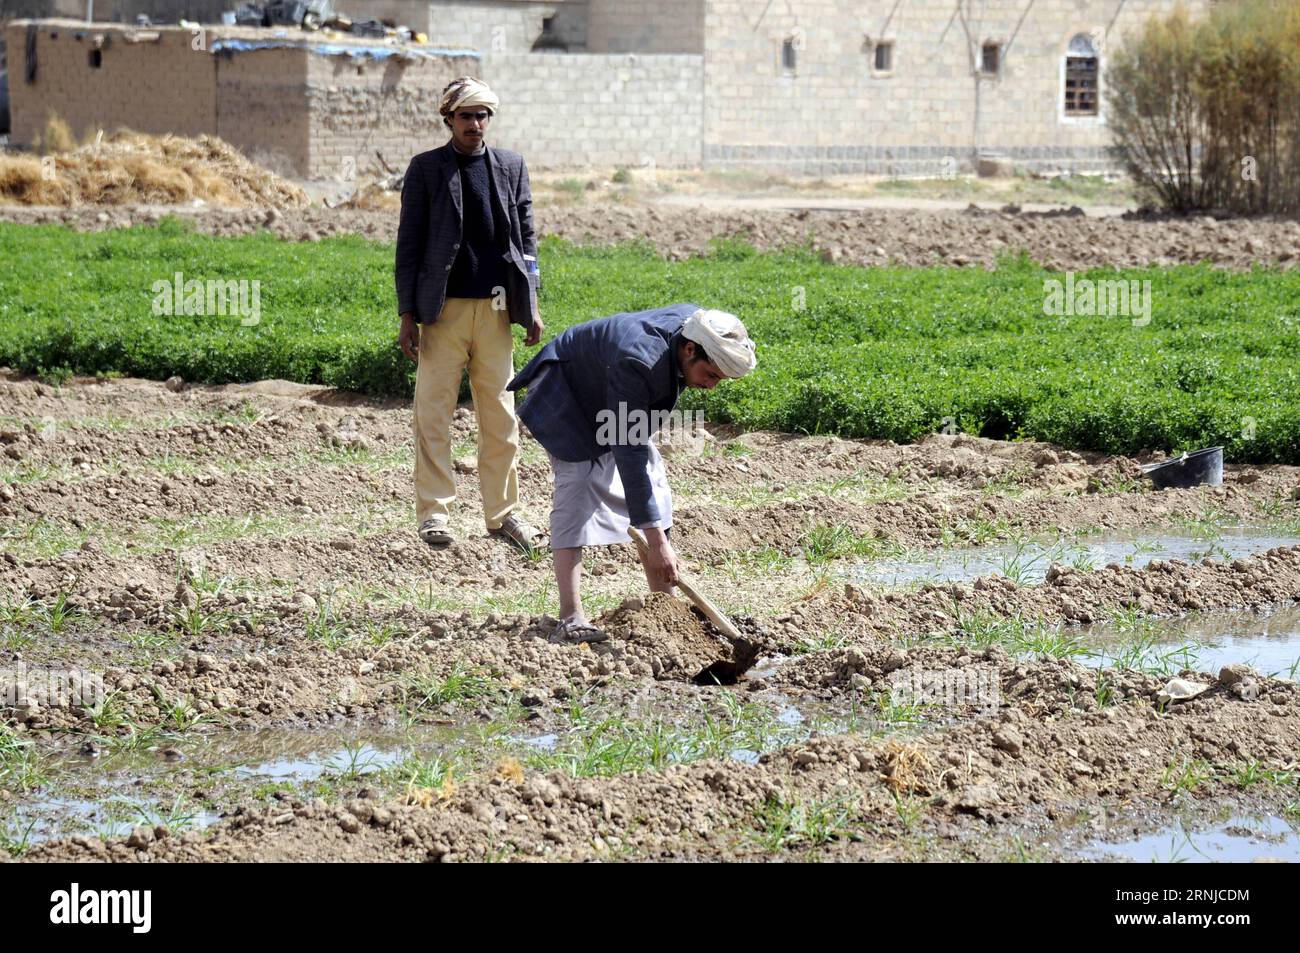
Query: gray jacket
[[394, 142, 539, 329], [509, 304, 698, 526]]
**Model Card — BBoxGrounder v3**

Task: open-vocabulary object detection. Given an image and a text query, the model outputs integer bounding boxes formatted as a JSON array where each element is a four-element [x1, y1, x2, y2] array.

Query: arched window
[[1063, 33, 1099, 116]]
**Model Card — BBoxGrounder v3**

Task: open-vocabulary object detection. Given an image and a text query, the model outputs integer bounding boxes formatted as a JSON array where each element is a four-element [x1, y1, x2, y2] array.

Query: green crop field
[[1, 218, 1297, 462]]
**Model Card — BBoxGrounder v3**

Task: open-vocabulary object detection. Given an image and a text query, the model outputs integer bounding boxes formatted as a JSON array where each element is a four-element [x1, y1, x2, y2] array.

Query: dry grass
[[0, 123, 311, 208], [494, 757, 525, 784], [882, 740, 932, 796], [339, 177, 402, 210], [33, 114, 78, 154]]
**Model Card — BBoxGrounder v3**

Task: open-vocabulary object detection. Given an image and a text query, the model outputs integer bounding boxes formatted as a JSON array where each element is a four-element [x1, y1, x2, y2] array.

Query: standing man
[[508, 305, 757, 643], [395, 76, 545, 551]]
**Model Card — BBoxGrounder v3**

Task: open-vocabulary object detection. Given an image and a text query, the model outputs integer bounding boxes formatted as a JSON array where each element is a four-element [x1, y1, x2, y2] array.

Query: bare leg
[[555, 547, 584, 620]]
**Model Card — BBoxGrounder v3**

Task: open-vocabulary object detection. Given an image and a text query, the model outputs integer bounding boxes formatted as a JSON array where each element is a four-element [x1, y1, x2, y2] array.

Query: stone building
[[4, 0, 1212, 176]]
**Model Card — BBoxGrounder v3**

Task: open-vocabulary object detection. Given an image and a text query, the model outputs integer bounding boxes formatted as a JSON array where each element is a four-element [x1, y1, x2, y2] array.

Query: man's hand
[[525, 312, 544, 347], [639, 525, 679, 591], [398, 313, 420, 362]]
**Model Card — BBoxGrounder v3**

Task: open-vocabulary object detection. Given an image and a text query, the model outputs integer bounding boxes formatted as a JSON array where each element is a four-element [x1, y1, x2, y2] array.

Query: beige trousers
[[413, 297, 520, 531]]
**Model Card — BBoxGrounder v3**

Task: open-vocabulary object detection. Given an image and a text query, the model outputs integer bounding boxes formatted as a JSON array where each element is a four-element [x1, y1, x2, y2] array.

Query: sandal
[[550, 618, 609, 645], [492, 513, 546, 553], [418, 516, 453, 547]]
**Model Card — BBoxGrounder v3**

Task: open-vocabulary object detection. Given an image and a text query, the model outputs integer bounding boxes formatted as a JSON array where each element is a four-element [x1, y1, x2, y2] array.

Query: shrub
[[1107, 0, 1300, 214]]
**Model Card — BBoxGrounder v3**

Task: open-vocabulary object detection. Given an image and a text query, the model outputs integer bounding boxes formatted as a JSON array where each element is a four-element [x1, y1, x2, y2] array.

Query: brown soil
[[1, 200, 1296, 271], [20, 668, 1298, 863], [595, 592, 761, 683], [3, 372, 1298, 862]]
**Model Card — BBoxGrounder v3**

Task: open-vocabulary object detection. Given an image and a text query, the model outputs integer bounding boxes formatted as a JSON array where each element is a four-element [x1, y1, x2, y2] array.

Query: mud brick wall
[[585, 0, 702, 53], [702, 0, 1211, 174], [480, 50, 703, 168], [303, 49, 481, 179], [5, 20, 216, 146], [214, 47, 310, 181]]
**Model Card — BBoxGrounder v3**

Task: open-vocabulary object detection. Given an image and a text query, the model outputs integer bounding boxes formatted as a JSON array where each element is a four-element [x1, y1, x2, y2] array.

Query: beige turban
[[440, 77, 499, 118], [682, 309, 757, 379]]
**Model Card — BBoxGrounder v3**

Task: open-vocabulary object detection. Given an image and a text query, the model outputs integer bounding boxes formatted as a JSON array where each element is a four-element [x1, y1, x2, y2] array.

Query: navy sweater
[[447, 149, 508, 298]]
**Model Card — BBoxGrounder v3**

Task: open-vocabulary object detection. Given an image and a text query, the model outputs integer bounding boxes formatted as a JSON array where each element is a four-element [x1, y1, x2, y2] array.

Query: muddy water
[[1080, 604, 1300, 676], [7, 727, 462, 844], [4, 690, 879, 846], [1079, 814, 1300, 863], [842, 528, 1300, 589]]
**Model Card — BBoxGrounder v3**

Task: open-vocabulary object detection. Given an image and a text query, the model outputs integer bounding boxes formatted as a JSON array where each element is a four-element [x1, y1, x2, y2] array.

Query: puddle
[[776, 705, 805, 726], [517, 733, 559, 752], [1079, 814, 1300, 862], [749, 655, 788, 680], [3, 726, 480, 846], [843, 527, 1300, 589], [4, 689, 875, 848], [1079, 603, 1300, 676]]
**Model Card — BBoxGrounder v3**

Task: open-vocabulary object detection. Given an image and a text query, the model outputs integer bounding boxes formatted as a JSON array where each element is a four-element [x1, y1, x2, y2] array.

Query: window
[[1064, 33, 1099, 116], [873, 41, 893, 73], [88, 49, 102, 68], [981, 42, 1000, 76], [781, 38, 797, 73]]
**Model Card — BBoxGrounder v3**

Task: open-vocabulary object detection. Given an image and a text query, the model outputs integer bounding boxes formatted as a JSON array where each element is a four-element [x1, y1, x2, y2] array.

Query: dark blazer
[[508, 303, 699, 526], [394, 142, 539, 330]]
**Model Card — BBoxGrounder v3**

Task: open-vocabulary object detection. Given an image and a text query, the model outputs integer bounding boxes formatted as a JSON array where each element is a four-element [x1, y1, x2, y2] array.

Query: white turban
[[682, 309, 757, 379], [440, 77, 499, 118]]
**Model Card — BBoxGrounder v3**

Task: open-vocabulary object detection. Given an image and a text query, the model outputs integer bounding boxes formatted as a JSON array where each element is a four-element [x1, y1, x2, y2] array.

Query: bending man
[[508, 304, 757, 643]]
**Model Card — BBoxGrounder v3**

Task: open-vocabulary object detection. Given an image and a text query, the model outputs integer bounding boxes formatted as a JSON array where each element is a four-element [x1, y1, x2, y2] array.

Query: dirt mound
[[0, 131, 310, 208], [2, 199, 1299, 271], [597, 592, 761, 683], [4, 374, 1300, 862], [22, 664, 1299, 862]]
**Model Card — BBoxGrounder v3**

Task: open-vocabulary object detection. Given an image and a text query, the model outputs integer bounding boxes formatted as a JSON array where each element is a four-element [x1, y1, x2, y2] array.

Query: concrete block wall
[[585, 0, 703, 53], [5, 19, 216, 146], [481, 49, 703, 168], [424, 0, 552, 52], [701, 0, 1211, 174], [303, 48, 480, 178]]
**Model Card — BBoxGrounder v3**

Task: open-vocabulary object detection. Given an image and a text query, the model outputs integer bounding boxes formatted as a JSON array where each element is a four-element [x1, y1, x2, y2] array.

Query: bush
[[1107, 0, 1300, 214]]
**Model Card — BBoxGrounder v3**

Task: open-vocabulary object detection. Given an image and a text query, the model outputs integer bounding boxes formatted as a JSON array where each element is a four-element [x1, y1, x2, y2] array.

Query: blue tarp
[[210, 38, 480, 61]]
